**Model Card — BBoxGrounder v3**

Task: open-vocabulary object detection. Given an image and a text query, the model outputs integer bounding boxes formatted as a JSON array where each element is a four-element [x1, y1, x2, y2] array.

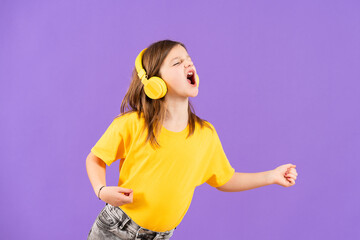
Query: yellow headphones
[[135, 48, 199, 99]]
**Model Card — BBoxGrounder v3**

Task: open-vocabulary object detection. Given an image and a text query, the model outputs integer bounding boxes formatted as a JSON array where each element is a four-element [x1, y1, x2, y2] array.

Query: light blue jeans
[[88, 204, 176, 240]]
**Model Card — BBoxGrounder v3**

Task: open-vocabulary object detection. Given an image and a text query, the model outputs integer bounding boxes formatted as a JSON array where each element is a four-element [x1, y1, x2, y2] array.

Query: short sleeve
[[91, 117, 129, 166], [205, 126, 235, 188]]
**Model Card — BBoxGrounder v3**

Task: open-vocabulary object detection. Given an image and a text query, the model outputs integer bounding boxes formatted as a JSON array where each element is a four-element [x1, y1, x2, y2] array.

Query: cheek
[[163, 72, 182, 87], [164, 79, 177, 90]]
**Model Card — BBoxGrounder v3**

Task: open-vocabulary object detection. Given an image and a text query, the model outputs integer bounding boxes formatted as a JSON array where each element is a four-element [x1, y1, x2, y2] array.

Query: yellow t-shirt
[[91, 111, 235, 232]]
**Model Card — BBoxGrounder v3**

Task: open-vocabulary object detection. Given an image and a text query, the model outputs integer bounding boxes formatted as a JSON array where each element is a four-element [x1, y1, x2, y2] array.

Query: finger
[[288, 167, 298, 174], [286, 165, 293, 171], [288, 178, 295, 185], [128, 191, 133, 201], [128, 194, 134, 203], [289, 169, 298, 176], [285, 173, 297, 180], [117, 187, 133, 193], [123, 190, 134, 197], [284, 173, 296, 179], [285, 178, 292, 185], [286, 164, 296, 170], [286, 167, 297, 173], [118, 193, 133, 204]]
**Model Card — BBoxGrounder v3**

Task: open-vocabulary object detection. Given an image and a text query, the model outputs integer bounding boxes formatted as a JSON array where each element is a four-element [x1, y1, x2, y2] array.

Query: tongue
[[187, 79, 192, 85]]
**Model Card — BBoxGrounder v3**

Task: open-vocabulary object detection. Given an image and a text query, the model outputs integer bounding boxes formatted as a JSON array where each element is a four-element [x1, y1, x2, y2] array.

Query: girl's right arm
[[86, 152, 133, 206]]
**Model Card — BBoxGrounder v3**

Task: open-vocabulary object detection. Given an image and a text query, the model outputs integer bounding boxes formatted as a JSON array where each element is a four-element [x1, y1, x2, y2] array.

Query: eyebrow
[[170, 55, 190, 62]]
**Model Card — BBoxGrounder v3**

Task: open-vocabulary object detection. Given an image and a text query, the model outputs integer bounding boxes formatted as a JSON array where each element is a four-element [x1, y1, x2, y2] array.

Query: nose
[[184, 59, 193, 68]]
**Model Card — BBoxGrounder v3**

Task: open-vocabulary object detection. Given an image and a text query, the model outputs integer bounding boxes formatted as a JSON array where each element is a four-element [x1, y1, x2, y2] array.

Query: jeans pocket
[[94, 205, 136, 240], [96, 205, 121, 230]]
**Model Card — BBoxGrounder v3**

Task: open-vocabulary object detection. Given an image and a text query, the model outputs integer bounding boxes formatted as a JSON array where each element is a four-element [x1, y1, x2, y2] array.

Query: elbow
[[215, 172, 237, 192], [215, 182, 231, 192], [86, 152, 94, 165], [216, 186, 228, 192], [86, 152, 106, 167], [216, 184, 234, 192]]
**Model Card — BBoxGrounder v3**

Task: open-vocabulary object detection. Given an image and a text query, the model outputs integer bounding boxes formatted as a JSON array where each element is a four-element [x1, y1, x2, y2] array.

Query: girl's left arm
[[216, 164, 298, 192]]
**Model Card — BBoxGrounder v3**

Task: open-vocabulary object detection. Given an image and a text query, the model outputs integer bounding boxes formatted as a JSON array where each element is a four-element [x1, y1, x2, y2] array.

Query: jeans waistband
[[105, 203, 176, 239]]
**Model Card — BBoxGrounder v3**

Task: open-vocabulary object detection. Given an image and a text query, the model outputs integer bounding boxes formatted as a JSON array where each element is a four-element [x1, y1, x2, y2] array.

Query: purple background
[[1, 0, 359, 239]]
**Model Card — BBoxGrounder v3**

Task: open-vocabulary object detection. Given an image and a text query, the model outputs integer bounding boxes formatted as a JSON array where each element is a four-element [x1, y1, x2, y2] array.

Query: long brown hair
[[117, 40, 212, 149]]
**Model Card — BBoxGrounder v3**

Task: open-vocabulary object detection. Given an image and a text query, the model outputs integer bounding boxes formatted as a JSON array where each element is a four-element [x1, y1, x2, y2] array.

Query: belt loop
[[135, 226, 142, 239], [119, 217, 130, 229]]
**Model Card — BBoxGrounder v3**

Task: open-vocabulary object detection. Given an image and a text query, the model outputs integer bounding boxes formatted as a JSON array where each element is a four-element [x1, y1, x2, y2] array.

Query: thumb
[[288, 164, 296, 169], [117, 187, 133, 193]]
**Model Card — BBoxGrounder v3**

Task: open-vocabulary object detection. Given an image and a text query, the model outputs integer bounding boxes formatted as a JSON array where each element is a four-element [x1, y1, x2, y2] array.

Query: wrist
[[97, 186, 106, 200], [265, 170, 275, 185], [94, 185, 105, 197]]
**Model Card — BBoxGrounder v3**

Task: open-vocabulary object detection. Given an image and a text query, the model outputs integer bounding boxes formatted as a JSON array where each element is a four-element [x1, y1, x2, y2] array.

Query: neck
[[164, 96, 189, 124]]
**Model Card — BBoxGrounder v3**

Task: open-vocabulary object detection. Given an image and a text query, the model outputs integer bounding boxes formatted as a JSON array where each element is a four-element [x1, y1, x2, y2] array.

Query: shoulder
[[112, 111, 144, 129], [195, 119, 217, 135], [193, 120, 223, 148], [113, 111, 142, 121]]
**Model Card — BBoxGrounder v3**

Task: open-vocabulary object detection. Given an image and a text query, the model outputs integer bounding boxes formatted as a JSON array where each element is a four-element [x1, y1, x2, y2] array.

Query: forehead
[[165, 45, 189, 62]]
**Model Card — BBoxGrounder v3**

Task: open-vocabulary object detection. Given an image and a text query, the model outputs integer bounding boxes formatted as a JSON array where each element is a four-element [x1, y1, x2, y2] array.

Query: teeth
[[187, 72, 194, 76]]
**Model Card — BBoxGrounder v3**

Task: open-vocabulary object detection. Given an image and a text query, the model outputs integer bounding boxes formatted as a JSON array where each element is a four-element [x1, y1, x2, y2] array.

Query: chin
[[188, 89, 199, 98]]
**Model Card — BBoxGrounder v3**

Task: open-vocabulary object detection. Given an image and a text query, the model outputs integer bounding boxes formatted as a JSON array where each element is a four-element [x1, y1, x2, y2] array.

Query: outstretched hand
[[269, 164, 298, 187]]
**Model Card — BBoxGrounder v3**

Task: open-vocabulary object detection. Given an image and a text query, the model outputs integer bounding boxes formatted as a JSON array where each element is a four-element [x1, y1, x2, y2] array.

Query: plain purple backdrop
[[1, 0, 359, 239]]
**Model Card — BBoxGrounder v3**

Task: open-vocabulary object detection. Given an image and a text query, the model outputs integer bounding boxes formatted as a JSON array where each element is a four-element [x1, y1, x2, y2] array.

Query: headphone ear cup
[[144, 76, 167, 99], [195, 74, 199, 87]]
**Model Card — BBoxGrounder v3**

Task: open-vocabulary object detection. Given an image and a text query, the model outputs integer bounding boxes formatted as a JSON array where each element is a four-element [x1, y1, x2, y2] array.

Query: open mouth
[[187, 71, 196, 86]]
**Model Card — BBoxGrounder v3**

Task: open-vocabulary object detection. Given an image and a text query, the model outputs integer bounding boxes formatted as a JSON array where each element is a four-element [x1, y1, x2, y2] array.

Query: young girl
[[86, 40, 298, 240]]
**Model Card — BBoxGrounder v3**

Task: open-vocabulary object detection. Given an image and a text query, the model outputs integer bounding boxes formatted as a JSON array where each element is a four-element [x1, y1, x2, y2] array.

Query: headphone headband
[[135, 48, 148, 83]]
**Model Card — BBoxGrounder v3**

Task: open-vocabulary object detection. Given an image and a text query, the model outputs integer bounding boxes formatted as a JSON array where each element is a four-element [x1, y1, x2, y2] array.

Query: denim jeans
[[88, 204, 176, 240]]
